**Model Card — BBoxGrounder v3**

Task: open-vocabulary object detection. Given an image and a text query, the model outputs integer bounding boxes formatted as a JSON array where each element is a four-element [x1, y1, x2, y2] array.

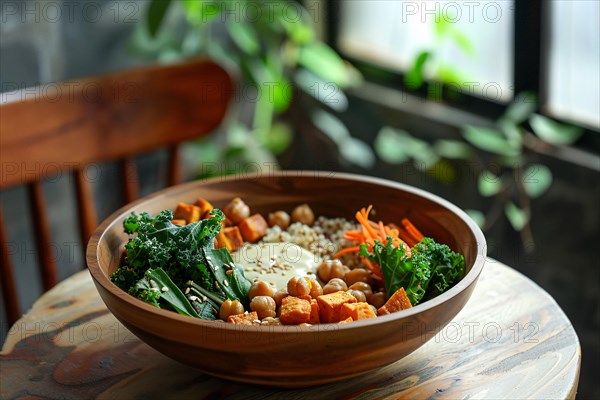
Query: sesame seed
[[226, 270, 233, 276], [161, 286, 169, 292], [184, 287, 190, 294], [189, 296, 199, 301], [223, 280, 229, 287]]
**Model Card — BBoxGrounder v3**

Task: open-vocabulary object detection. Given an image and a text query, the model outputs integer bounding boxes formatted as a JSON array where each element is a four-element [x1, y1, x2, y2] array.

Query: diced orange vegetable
[[238, 214, 268, 243], [174, 203, 201, 224], [317, 291, 357, 323], [228, 311, 260, 325], [279, 297, 311, 325], [223, 226, 244, 252], [309, 299, 320, 324], [195, 198, 214, 218], [171, 219, 187, 226], [215, 221, 232, 251], [339, 302, 377, 321], [338, 317, 354, 324], [378, 287, 413, 315]]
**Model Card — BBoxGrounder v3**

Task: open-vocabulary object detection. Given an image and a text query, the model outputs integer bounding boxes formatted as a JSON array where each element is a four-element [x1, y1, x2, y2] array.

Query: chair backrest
[[0, 59, 233, 325]]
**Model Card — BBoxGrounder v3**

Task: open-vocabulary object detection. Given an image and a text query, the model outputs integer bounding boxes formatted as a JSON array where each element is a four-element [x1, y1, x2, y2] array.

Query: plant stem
[[186, 280, 224, 306], [513, 166, 535, 253]]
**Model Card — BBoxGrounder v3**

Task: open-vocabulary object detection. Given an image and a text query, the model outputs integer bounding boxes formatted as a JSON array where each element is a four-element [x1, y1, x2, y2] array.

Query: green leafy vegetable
[[360, 237, 465, 305], [111, 208, 252, 320]]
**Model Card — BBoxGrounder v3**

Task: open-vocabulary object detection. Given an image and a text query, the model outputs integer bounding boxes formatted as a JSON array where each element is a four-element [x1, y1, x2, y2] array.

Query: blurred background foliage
[[134, 0, 585, 250]]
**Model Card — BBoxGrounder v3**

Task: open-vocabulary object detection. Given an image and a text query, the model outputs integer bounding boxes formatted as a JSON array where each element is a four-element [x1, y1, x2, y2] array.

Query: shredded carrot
[[333, 205, 429, 279], [401, 218, 424, 243]]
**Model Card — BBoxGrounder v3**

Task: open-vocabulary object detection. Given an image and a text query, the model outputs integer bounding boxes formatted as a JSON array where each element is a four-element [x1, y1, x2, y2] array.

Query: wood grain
[[0, 260, 580, 399], [0, 59, 232, 189]]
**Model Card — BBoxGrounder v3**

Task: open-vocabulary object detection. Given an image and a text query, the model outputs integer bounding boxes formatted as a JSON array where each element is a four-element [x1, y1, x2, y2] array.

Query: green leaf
[[452, 31, 475, 56], [298, 42, 350, 87], [503, 92, 537, 123], [434, 13, 452, 38], [504, 202, 529, 231], [145, 268, 199, 317], [181, 0, 221, 25], [463, 125, 519, 157], [280, 17, 315, 44], [404, 51, 430, 89], [478, 171, 502, 197], [294, 69, 349, 112], [227, 22, 260, 55], [433, 139, 473, 159], [204, 248, 251, 306], [339, 138, 376, 169], [436, 65, 465, 85], [310, 109, 349, 143], [498, 118, 523, 148], [465, 209, 486, 228], [373, 127, 410, 164], [522, 164, 553, 198], [529, 114, 584, 145], [147, 0, 173, 37], [257, 121, 293, 155]]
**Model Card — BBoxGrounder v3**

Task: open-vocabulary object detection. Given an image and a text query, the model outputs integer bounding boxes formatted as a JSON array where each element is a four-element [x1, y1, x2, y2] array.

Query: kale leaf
[[360, 236, 465, 306], [110, 208, 252, 319]]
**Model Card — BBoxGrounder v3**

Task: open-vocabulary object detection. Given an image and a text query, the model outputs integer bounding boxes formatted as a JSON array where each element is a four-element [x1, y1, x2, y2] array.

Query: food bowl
[[86, 171, 486, 387]]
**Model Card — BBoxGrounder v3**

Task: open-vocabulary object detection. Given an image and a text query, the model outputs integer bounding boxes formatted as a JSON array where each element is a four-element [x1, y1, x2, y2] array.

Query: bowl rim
[[86, 171, 487, 333]]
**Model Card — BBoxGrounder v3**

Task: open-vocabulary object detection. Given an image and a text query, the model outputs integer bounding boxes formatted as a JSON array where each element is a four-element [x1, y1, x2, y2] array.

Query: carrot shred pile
[[333, 205, 425, 279]]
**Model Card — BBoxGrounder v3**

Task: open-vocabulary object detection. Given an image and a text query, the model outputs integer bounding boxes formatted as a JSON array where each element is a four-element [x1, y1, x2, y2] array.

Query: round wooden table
[[1, 259, 580, 399]]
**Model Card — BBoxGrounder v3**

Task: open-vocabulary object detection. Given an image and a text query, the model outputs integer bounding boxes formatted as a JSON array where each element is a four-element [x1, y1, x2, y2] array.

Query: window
[[545, 1, 600, 129], [337, 1, 514, 102]]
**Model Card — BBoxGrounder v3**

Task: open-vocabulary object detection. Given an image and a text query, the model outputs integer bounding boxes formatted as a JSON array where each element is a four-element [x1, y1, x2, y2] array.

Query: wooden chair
[[0, 59, 233, 326]]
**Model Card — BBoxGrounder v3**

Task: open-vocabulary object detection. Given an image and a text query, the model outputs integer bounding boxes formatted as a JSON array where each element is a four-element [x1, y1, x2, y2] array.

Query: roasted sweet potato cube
[[174, 203, 201, 224], [223, 226, 244, 251], [279, 297, 311, 325], [195, 198, 214, 218], [339, 302, 377, 321], [309, 298, 320, 324], [378, 287, 413, 315], [171, 219, 187, 226], [317, 291, 357, 323], [228, 311, 260, 325], [238, 214, 268, 243]]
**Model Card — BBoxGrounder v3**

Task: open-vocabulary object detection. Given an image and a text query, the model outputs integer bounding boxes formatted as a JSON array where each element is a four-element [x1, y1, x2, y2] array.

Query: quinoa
[[260, 216, 362, 267]]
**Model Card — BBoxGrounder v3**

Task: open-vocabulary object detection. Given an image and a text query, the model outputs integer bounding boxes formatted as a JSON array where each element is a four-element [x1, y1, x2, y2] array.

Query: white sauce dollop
[[232, 242, 322, 290]]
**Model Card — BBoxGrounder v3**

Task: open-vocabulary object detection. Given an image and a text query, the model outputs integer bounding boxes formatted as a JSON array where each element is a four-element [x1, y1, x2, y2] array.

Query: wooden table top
[[1, 259, 580, 399]]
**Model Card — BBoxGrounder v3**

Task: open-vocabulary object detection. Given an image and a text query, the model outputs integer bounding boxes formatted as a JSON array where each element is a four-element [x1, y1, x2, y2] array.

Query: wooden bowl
[[86, 172, 486, 387]]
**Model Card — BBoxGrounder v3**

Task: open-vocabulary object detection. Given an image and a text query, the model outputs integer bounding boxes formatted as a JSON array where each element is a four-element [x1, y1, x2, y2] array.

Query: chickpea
[[219, 299, 244, 321], [307, 278, 323, 298], [248, 280, 274, 300], [273, 288, 288, 308], [291, 204, 314, 226], [268, 211, 291, 230], [368, 292, 387, 309], [322, 278, 348, 295], [347, 289, 367, 302], [287, 276, 311, 297], [250, 296, 277, 320], [345, 268, 374, 287], [349, 282, 373, 300], [317, 259, 350, 283], [223, 197, 250, 224]]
